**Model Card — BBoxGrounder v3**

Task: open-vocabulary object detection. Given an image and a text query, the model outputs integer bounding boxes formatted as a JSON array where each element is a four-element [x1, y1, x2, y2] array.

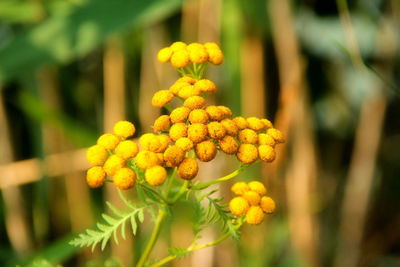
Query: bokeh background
[[0, 0, 399, 266]]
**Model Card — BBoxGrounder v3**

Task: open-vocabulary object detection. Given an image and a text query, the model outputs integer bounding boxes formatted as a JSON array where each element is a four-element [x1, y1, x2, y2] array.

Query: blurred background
[[0, 0, 399, 266]]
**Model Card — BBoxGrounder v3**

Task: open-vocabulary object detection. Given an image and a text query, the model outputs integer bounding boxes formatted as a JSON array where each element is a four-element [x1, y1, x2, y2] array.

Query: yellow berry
[[266, 128, 285, 143], [218, 106, 232, 118], [258, 133, 275, 147], [207, 48, 224, 65], [114, 168, 136, 190], [194, 79, 216, 93], [97, 133, 120, 150], [205, 106, 225, 121], [157, 47, 173, 63], [195, 140, 217, 162], [152, 90, 174, 107], [189, 109, 209, 124], [170, 106, 191, 123], [188, 123, 208, 143], [187, 43, 208, 64], [243, 191, 261, 206], [232, 116, 249, 130], [178, 158, 199, 180], [261, 118, 273, 129], [229, 197, 249, 215], [238, 129, 258, 144], [247, 117, 265, 131], [170, 81, 191, 95], [114, 121, 136, 138], [115, 140, 139, 160], [156, 134, 171, 153], [258, 145, 276, 162], [103, 155, 125, 176], [175, 137, 194, 151], [153, 115, 171, 133], [169, 123, 188, 141], [140, 133, 161, 152], [86, 166, 106, 188], [237, 144, 258, 164], [135, 151, 159, 170], [207, 121, 226, 140], [184, 96, 206, 109], [231, 182, 249, 195], [221, 119, 239, 136], [163, 145, 185, 167], [177, 85, 201, 99], [171, 49, 190, 68], [218, 135, 239, 155], [170, 41, 187, 52], [245, 206, 264, 225], [248, 181, 267, 195], [260, 196, 276, 214], [145, 165, 167, 186], [86, 145, 107, 165]]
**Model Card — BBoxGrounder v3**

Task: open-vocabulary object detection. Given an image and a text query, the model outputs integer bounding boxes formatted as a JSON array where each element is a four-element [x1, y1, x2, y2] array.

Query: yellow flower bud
[[237, 144, 258, 164], [153, 115, 171, 133], [169, 81, 191, 95], [231, 182, 249, 195], [248, 181, 267, 195], [163, 145, 185, 167], [207, 121, 226, 140], [171, 49, 190, 68], [86, 166, 106, 188], [195, 140, 217, 162], [189, 109, 209, 124], [178, 158, 199, 180], [232, 116, 249, 130], [194, 79, 216, 93], [170, 41, 187, 52], [169, 123, 188, 141], [243, 191, 261, 206], [115, 140, 139, 160], [184, 96, 206, 109], [218, 135, 239, 155], [245, 206, 264, 225], [258, 133, 275, 147], [145, 165, 167, 186], [170, 106, 191, 123], [177, 76, 196, 84], [86, 145, 107, 165], [261, 118, 273, 129], [207, 48, 224, 65], [205, 106, 225, 121], [266, 128, 285, 143], [247, 117, 265, 131], [229, 197, 249, 215], [258, 145, 276, 162], [188, 123, 208, 143], [204, 42, 221, 51], [218, 106, 233, 118], [103, 155, 125, 176], [175, 137, 194, 151], [260, 196, 276, 214], [177, 85, 201, 99], [221, 119, 239, 136], [114, 168, 136, 190], [238, 129, 258, 144], [152, 90, 174, 107], [114, 121, 136, 138], [97, 133, 120, 150], [140, 133, 161, 152], [135, 151, 159, 170], [157, 47, 173, 63], [156, 134, 171, 153], [187, 43, 208, 64]]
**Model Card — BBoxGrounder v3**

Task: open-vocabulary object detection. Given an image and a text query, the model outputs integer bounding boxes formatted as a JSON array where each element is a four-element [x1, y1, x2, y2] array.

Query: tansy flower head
[[258, 145, 276, 163], [258, 133, 275, 147], [260, 196, 276, 214], [170, 106, 191, 123], [135, 151, 159, 170], [163, 145, 185, 167], [177, 85, 201, 99], [177, 76, 196, 84], [153, 115, 171, 133], [113, 168, 136, 190], [188, 123, 208, 143], [157, 47, 173, 63], [204, 42, 221, 51], [184, 96, 206, 109], [194, 79, 216, 93], [231, 182, 249, 195], [261, 118, 273, 129], [218, 135, 239, 155], [243, 191, 261, 206], [86, 166, 106, 188], [205, 106, 225, 121], [103, 155, 125, 176], [97, 133, 120, 150], [238, 129, 258, 144], [248, 181, 267, 195], [170, 81, 190, 95], [229, 197, 249, 215], [178, 158, 199, 180], [218, 106, 232, 118], [156, 135, 171, 153], [115, 140, 139, 160], [247, 117, 265, 131], [245, 206, 264, 225], [114, 121, 136, 138], [152, 90, 174, 108], [171, 49, 190, 68], [204, 42, 224, 65], [140, 133, 161, 152], [207, 121, 226, 140], [195, 140, 217, 162], [86, 145, 107, 165], [266, 128, 285, 143], [169, 123, 188, 141], [175, 137, 194, 151], [170, 41, 187, 52], [232, 116, 249, 130], [189, 109, 209, 124], [145, 165, 167, 186], [221, 119, 239, 136], [237, 144, 258, 164], [187, 43, 208, 64]]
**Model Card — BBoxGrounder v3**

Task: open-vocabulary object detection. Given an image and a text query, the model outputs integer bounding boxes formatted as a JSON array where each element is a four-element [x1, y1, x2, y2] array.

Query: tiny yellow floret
[[175, 137, 194, 151], [178, 158, 199, 180], [207, 121, 226, 140], [221, 119, 239, 136], [261, 118, 273, 129], [86, 166, 106, 188], [258, 133, 275, 147], [163, 145, 185, 167], [184, 96, 206, 109], [232, 117, 249, 130], [207, 48, 224, 65], [177, 76, 196, 84], [152, 90, 174, 107], [194, 79, 216, 93], [258, 145, 276, 162], [189, 109, 209, 124], [195, 140, 217, 162], [177, 85, 201, 99], [169, 123, 188, 141], [86, 145, 107, 165], [171, 49, 190, 68], [145, 165, 167, 186], [140, 133, 161, 152], [260, 196, 276, 214], [114, 168, 136, 190], [231, 182, 250, 195], [243, 191, 261, 206], [157, 47, 173, 63], [247, 117, 265, 131], [218, 106, 233, 118], [153, 115, 171, 133], [248, 181, 267, 195], [187, 43, 208, 64], [170, 41, 187, 52], [188, 123, 208, 143], [229, 197, 249, 215], [237, 144, 258, 164], [238, 129, 258, 144], [205, 106, 225, 121], [114, 121, 136, 138], [170, 81, 190, 95], [218, 135, 239, 155], [266, 128, 285, 143], [156, 134, 171, 153], [245, 206, 264, 225], [103, 155, 125, 176], [135, 151, 159, 170], [115, 140, 139, 160], [170, 106, 191, 123], [97, 133, 120, 150]]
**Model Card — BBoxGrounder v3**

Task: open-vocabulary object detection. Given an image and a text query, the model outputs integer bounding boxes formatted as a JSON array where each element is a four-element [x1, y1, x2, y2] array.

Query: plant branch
[[190, 165, 247, 190]]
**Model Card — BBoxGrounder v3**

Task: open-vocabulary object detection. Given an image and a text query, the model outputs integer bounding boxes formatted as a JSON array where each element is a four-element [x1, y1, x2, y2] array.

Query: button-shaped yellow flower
[[248, 181, 267, 195], [140, 133, 161, 152], [175, 137, 194, 151], [258, 133, 275, 147], [170, 41, 187, 52], [243, 191, 261, 206], [103, 155, 125, 176], [245, 206, 264, 225], [205, 106, 225, 121], [156, 134, 171, 153], [163, 145, 185, 167], [194, 79, 216, 93], [238, 129, 258, 144], [135, 151, 159, 170], [152, 90, 174, 108], [157, 47, 173, 63], [170, 106, 191, 123], [237, 144, 258, 164], [86, 145, 107, 165], [97, 133, 120, 150], [266, 128, 285, 143], [115, 140, 139, 160], [188, 123, 208, 143], [114, 168, 136, 190], [170, 81, 191, 95], [207, 121, 226, 140], [258, 145, 276, 163], [231, 182, 249, 196], [184, 96, 206, 109], [232, 116, 249, 130], [171, 49, 190, 68], [86, 166, 106, 188], [261, 118, 273, 129], [218, 135, 239, 155], [114, 121, 136, 138], [247, 117, 265, 131], [187, 43, 208, 64], [169, 123, 188, 141], [145, 165, 167, 186], [218, 106, 232, 118], [206, 48, 224, 65], [153, 115, 171, 133], [221, 119, 239, 137], [178, 158, 199, 180], [260, 196, 276, 214], [195, 140, 217, 162], [177, 85, 201, 99], [229, 197, 249, 215], [189, 109, 209, 124]]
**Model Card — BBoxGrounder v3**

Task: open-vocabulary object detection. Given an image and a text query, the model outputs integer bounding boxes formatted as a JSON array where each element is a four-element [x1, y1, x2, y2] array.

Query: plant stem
[[190, 165, 247, 190], [139, 183, 169, 204], [136, 208, 167, 267], [164, 167, 177, 199], [170, 180, 189, 203]]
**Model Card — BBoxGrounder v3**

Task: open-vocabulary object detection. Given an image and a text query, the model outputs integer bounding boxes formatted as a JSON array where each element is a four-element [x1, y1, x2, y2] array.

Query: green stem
[[164, 167, 177, 199], [117, 189, 135, 209], [170, 180, 189, 203], [190, 165, 247, 190], [139, 183, 169, 204], [136, 208, 167, 267]]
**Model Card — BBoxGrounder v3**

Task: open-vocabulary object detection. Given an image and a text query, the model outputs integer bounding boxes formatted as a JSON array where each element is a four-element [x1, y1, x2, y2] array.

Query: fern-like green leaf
[[168, 247, 190, 259]]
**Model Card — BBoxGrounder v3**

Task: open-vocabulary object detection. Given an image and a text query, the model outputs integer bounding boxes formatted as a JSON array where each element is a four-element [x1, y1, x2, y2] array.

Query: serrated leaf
[[102, 214, 118, 225], [168, 247, 190, 259], [136, 185, 148, 204]]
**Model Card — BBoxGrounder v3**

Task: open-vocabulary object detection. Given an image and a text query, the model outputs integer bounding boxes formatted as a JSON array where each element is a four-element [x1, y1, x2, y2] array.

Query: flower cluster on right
[[229, 181, 276, 225]]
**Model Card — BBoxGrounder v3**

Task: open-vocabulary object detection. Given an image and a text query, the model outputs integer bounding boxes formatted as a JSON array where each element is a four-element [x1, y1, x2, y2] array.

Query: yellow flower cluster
[[229, 181, 276, 225], [157, 42, 223, 68], [86, 121, 138, 190]]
